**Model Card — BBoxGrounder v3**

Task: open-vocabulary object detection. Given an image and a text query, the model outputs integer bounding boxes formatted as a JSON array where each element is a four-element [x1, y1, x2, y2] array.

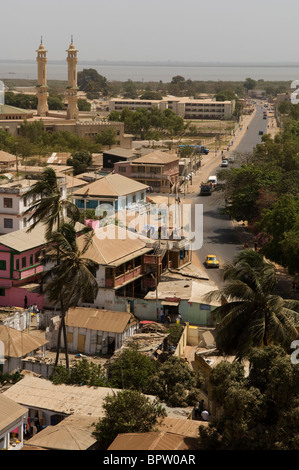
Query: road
[[190, 102, 270, 286]]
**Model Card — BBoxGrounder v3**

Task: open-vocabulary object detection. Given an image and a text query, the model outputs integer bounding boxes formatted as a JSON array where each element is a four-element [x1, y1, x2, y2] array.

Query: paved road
[[191, 103, 270, 286]]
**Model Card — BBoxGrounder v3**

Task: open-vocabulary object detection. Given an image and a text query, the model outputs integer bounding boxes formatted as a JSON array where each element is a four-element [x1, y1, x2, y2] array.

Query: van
[[207, 175, 217, 187]]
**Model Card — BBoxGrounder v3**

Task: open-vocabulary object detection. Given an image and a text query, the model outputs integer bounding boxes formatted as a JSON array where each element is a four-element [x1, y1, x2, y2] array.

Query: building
[[63, 306, 139, 355], [0, 324, 49, 374], [0, 151, 17, 171], [72, 173, 149, 212], [102, 147, 141, 171], [0, 176, 67, 234], [0, 394, 28, 450], [109, 95, 235, 120], [0, 221, 84, 309], [114, 150, 180, 193], [0, 40, 133, 150], [76, 224, 156, 309]]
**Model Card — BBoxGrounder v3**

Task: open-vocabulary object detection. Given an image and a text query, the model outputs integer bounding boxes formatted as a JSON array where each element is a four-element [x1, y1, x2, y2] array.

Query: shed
[[64, 306, 139, 354]]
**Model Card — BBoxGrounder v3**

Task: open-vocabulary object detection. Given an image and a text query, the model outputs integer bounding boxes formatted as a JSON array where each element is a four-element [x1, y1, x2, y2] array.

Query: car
[[204, 255, 220, 268], [207, 175, 217, 187], [259, 131, 263, 135], [228, 156, 235, 163], [221, 159, 228, 167]]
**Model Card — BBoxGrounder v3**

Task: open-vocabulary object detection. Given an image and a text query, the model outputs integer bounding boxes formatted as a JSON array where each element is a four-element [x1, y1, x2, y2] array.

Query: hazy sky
[[1, 0, 299, 63]]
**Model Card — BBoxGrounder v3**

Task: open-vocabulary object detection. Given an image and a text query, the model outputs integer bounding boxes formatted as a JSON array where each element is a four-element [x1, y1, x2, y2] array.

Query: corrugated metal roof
[[131, 150, 179, 165], [72, 173, 148, 198], [0, 325, 49, 358], [0, 394, 27, 432], [108, 431, 199, 450], [77, 224, 153, 266], [65, 307, 138, 333], [0, 221, 85, 253], [24, 415, 96, 450]]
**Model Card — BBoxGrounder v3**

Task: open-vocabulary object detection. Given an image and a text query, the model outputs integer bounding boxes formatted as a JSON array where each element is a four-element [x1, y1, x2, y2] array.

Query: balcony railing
[[13, 264, 43, 281], [105, 265, 143, 288]]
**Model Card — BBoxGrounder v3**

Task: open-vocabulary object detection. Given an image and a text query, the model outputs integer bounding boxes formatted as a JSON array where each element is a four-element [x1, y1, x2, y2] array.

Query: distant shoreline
[[0, 59, 299, 68]]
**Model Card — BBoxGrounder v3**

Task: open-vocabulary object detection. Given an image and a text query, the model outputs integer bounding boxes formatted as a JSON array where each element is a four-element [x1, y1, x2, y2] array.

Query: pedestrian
[[201, 409, 210, 421], [24, 296, 28, 309], [194, 402, 200, 418]]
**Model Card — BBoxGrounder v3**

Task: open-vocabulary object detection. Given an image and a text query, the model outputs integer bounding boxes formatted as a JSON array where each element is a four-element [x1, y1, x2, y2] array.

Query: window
[[4, 219, 13, 229], [16, 259, 19, 270], [22, 257, 26, 268], [3, 198, 13, 208], [0, 288, 5, 296], [35, 251, 41, 263], [30, 255, 33, 265], [0, 260, 6, 270]]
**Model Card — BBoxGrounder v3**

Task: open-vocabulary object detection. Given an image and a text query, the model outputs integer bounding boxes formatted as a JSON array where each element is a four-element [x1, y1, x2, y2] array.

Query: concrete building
[[64, 306, 139, 355], [109, 95, 235, 120], [114, 150, 180, 193], [72, 173, 149, 212], [0, 394, 28, 450], [0, 176, 67, 234]]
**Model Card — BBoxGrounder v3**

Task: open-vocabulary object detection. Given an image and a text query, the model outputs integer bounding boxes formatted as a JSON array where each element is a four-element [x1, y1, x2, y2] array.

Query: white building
[[72, 173, 149, 212], [0, 394, 28, 450], [109, 95, 235, 120], [64, 306, 139, 355], [0, 177, 67, 234]]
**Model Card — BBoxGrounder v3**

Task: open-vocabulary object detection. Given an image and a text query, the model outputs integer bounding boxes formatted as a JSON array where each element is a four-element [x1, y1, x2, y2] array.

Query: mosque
[[0, 39, 132, 148]]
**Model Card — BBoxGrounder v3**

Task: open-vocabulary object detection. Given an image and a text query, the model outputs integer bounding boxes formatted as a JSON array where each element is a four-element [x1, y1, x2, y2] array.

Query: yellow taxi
[[204, 254, 220, 268]]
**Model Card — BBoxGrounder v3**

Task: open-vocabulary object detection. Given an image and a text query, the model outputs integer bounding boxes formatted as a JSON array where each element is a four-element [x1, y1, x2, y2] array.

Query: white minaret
[[66, 36, 79, 120], [36, 37, 49, 116]]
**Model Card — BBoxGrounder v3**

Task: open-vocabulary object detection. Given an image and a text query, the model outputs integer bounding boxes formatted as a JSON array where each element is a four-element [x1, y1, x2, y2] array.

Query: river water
[[1, 61, 299, 83]]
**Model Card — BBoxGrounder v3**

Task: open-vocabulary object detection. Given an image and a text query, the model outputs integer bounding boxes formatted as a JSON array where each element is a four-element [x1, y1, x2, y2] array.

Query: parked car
[[204, 254, 219, 268], [221, 159, 228, 167], [228, 156, 235, 163]]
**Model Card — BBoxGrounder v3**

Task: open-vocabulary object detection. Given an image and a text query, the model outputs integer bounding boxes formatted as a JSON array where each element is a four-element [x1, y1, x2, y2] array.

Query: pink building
[[0, 225, 48, 309]]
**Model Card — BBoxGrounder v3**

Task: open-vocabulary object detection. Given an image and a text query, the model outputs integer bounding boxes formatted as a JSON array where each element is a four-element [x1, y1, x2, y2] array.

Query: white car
[[228, 156, 235, 163], [221, 159, 228, 167]]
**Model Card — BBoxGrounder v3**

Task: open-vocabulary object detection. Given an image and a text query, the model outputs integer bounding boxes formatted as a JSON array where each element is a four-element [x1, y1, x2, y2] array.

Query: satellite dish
[[0, 81, 5, 105]]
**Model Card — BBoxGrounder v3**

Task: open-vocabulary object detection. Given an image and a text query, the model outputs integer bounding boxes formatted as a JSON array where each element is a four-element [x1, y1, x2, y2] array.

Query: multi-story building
[[114, 150, 179, 193], [109, 96, 235, 120], [0, 177, 67, 234], [72, 173, 149, 212]]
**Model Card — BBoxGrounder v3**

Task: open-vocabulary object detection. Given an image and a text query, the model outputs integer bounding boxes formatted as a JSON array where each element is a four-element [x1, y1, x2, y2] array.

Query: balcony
[[105, 265, 143, 288], [13, 264, 43, 281]]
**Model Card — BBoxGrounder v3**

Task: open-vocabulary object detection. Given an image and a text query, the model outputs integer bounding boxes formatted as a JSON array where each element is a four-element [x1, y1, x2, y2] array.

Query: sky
[[1, 0, 299, 64]]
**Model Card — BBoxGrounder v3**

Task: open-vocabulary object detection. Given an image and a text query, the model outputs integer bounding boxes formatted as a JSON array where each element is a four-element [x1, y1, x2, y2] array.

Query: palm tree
[[42, 223, 99, 368], [21, 167, 80, 239], [205, 249, 299, 360]]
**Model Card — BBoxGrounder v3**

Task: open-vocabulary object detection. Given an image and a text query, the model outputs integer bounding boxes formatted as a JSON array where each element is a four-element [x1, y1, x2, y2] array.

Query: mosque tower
[[36, 37, 49, 116], [66, 36, 79, 120]]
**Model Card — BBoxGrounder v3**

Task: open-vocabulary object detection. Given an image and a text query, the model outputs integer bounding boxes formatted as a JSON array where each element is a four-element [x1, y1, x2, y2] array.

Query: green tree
[[122, 79, 138, 99], [42, 223, 99, 368], [77, 68, 109, 96], [205, 250, 299, 360], [107, 345, 157, 391], [78, 98, 91, 111], [67, 150, 93, 175], [95, 128, 117, 148], [50, 358, 107, 386], [92, 389, 166, 449], [244, 77, 257, 92], [21, 167, 80, 238], [199, 346, 299, 450], [150, 356, 203, 407]]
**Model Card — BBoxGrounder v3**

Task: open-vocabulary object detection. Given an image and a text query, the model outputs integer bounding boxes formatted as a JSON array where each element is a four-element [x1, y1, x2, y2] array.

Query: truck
[[179, 144, 209, 155], [200, 182, 213, 195]]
